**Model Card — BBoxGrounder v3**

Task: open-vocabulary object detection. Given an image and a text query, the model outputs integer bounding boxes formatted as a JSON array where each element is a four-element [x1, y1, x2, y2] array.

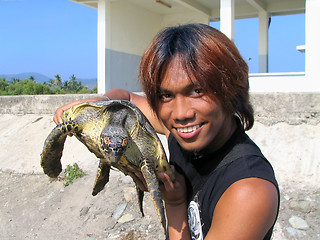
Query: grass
[[63, 163, 86, 187]]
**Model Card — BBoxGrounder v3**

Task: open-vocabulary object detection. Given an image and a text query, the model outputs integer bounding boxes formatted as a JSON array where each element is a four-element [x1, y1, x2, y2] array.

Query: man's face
[[158, 58, 235, 153]]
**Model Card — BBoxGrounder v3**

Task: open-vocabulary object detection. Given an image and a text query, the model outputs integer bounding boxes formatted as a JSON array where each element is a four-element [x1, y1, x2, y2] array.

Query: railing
[[249, 72, 307, 92]]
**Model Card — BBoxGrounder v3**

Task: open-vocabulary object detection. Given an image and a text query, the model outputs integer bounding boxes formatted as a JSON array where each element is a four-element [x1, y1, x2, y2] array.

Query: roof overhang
[[70, 0, 305, 20]]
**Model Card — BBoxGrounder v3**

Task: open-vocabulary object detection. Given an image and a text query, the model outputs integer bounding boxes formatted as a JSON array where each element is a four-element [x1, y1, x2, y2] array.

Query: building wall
[[105, 49, 142, 91], [102, 1, 210, 92], [109, 1, 162, 56], [161, 10, 209, 27]]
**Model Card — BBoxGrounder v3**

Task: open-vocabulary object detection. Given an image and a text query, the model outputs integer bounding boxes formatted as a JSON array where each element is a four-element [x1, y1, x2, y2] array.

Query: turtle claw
[[44, 166, 62, 178]]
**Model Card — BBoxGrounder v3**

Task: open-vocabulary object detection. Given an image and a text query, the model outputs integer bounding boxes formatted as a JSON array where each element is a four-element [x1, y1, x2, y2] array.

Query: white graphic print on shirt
[[188, 200, 203, 240]]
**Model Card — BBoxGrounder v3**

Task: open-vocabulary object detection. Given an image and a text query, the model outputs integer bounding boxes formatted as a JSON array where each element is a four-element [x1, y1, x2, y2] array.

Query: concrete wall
[[1, 93, 318, 183], [250, 92, 319, 125], [0, 94, 100, 115], [0, 93, 319, 125]]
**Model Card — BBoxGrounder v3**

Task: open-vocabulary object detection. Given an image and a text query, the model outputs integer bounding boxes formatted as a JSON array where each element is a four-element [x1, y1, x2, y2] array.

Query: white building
[[71, 0, 320, 93]]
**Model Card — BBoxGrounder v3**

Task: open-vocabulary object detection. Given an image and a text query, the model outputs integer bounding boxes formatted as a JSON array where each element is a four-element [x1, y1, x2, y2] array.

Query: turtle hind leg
[[41, 121, 77, 178], [136, 185, 145, 217], [141, 160, 167, 235], [92, 160, 111, 196]]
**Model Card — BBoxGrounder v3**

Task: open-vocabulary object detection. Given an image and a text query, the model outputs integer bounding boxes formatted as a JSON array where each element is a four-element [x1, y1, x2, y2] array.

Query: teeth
[[177, 124, 201, 133]]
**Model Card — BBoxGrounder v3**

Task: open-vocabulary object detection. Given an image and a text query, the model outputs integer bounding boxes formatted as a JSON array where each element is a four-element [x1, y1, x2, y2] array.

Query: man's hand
[[158, 166, 187, 206], [128, 165, 188, 207]]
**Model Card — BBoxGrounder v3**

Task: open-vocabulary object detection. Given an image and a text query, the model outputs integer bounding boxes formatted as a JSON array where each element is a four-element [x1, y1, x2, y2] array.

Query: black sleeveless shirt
[[168, 123, 279, 240]]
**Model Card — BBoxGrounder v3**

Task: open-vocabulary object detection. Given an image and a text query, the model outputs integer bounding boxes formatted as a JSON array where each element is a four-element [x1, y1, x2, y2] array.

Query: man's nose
[[172, 96, 194, 122]]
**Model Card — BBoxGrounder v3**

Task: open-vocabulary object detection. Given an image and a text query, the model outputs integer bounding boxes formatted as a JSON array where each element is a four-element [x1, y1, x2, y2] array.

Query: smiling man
[[54, 23, 279, 240]]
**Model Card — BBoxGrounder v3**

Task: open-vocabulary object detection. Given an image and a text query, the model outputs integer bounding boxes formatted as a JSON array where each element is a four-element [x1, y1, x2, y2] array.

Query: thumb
[[159, 166, 175, 191]]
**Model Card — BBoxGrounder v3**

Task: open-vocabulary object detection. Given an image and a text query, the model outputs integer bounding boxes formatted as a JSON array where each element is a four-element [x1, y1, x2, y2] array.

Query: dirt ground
[[0, 114, 319, 239], [0, 170, 165, 239]]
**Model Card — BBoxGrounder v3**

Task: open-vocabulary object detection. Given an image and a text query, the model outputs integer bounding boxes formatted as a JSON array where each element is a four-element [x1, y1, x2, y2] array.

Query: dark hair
[[139, 23, 254, 130]]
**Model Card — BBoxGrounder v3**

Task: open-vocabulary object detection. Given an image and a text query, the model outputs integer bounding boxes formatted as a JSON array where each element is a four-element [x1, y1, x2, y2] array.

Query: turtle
[[40, 100, 174, 236]]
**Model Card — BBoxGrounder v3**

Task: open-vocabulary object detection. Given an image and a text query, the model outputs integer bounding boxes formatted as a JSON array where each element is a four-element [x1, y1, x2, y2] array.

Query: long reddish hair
[[139, 23, 254, 130]]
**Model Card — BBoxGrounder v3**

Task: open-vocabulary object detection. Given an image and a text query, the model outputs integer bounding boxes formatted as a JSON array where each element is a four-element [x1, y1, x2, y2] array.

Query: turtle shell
[[40, 100, 174, 236]]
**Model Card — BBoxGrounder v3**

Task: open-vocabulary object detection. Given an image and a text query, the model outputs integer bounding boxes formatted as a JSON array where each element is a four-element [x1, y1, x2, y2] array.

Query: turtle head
[[100, 126, 128, 163]]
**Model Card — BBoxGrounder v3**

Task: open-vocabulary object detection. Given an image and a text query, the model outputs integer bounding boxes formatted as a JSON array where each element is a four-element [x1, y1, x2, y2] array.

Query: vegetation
[[63, 163, 86, 187], [0, 74, 97, 95]]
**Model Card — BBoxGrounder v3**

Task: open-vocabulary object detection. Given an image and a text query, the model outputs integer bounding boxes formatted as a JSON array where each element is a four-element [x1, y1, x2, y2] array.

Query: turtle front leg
[[140, 159, 167, 236], [41, 121, 78, 178], [92, 160, 111, 196]]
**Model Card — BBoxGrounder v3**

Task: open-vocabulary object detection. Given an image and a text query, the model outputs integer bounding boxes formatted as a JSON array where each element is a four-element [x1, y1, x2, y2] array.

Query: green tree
[[54, 74, 62, 88], [63, 74, 85, 93], [1, 78, 53, 95], [49, 74, 62, 89], [0, 78, 9, 94], [0, 74, 94, 95], [92, 85, 97, 93]]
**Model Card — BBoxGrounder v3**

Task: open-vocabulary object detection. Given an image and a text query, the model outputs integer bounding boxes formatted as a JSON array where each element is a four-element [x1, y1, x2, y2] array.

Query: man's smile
[[175, 124, 204, 140], [176, 124, 202, 133]]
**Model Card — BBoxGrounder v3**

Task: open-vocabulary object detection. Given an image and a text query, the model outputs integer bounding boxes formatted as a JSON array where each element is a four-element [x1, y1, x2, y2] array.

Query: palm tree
[[67, 74, 82, 92], [54, 74, 62, 88]]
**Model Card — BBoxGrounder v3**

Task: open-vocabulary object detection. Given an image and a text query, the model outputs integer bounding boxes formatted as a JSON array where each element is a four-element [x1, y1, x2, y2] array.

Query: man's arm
[[53, 88, 169, 135], [159, 167, 191, 240], [205, 178, 279, 239]]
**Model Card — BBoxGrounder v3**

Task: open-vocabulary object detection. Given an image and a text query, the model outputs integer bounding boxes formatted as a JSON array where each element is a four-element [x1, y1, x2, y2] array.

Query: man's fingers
[[53, 116, 62, 125], [159, 172, 175, 191], [53, 109, 64, 125]]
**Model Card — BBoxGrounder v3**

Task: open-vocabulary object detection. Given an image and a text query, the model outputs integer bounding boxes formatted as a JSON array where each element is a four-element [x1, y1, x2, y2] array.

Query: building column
[[220, 0, 235, 41], [97, 0, 111, 94], [258, 10, 269, 73], [305, 0, 320, 91]]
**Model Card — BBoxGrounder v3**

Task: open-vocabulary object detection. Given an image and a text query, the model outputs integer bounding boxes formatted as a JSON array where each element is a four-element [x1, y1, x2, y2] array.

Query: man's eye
[[192, 88, 203, 95], [160, 93, 172, 100]]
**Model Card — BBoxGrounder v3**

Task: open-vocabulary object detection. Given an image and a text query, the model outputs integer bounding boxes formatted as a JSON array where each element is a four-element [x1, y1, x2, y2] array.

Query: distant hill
[[0, 72, 97, 90], [0, 72, 51, 83], [77, 78, 97, 90]]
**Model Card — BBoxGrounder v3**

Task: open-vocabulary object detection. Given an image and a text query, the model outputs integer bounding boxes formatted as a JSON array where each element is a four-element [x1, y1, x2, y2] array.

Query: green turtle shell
[[40, 100, 174, 237]]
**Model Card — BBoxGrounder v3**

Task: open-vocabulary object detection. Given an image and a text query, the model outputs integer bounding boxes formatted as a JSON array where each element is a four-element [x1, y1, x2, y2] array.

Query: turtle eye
[[101, 136, 111, 150], [121, 138, 128, 146], [105, 136, 111, 145], [101, 136, 110, 146]]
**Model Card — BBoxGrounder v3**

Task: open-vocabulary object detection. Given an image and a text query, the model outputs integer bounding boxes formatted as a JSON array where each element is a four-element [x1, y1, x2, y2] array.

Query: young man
[[54, 24, 279, 240]]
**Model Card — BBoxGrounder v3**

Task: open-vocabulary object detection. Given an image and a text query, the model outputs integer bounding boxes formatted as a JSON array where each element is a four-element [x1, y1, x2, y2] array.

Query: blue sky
[[0, 0, 305, 80], [0, 0, 97, 80]]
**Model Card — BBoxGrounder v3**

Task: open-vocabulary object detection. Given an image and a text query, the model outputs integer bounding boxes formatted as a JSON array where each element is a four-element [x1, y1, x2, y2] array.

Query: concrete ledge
[[250, 93, 319, 125], [0, 93, 319, 125], [0, 94, 100, 115]]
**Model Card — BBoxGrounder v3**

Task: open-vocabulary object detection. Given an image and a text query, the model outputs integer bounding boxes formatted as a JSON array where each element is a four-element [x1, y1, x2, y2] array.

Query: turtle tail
[[40, 121, 78, 178], [136, 185, 145, 217]]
